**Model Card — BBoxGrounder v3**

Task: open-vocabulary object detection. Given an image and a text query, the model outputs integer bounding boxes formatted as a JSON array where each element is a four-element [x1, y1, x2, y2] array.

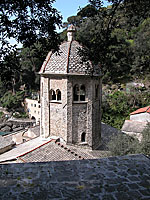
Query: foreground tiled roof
[[39, 41, 101, 76], [0, 123, 121, 163], [130, 106, 150, 115], [17, 140, 108, 163], [0, 154, 150, 199]]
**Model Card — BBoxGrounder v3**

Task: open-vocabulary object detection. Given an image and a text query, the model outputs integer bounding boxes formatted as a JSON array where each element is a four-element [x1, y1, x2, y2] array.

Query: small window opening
[[95, 84, 99, 99], [81, 132, 86, 142], [56, 89, 61, 101], [73, 84, 79, 101], [50, 89, 56, 100], [80, 85, 85, 101]]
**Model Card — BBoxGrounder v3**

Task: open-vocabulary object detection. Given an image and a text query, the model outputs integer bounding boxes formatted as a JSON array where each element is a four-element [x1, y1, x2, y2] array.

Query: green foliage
[[0, 78, 6, 98], [102, 91, 130, 129], [1, 39, 50, 92], [107, 123, 150, 156], [67, 15, 81, 26], [131, 18, 150, 76], [102, 89, 150, 129], [0, 91, 25, 111], [107, 133, 138, 156], [77, 5, 98, 18], [1, 51, 21, 93], [0, 112, 4, 119], [19, 41, 50, 89], [0, 0, 62, 61], [136, 123, 150, 155], [13, 112, 28, 119], [72, 0, 150, 83]]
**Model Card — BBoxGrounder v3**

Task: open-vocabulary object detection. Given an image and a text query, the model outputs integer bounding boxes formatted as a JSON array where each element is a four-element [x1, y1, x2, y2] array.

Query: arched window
[[81, 132, 86, 142], [31, 116, 36, 120], [80, 85, 85, 101], [56, 89, 61, 101], [73, 84, 86, 101], [50, 89, 56, 101], [73, 84, 79, 101]]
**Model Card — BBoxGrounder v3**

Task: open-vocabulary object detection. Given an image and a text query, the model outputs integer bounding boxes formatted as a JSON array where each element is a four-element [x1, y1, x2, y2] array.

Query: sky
[[53, 0, 89, 23]]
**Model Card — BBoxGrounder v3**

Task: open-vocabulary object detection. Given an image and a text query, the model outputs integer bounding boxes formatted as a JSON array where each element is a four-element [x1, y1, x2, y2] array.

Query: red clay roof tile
[[130, 106, 150, 115]]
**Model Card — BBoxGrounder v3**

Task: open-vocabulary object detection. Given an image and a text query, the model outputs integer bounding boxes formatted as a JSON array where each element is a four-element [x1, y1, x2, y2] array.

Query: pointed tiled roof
[[39, 40, 100, 76], [130, 106, 150, 115]]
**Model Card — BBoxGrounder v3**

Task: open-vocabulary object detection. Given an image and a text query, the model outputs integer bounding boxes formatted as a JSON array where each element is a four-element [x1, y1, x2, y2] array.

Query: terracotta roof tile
[[130, 106, 150, 115], [17, 140, 107, 163]]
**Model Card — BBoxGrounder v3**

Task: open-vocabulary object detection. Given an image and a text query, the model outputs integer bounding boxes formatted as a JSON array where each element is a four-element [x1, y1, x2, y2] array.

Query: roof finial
[[67, 24, 76, 42]]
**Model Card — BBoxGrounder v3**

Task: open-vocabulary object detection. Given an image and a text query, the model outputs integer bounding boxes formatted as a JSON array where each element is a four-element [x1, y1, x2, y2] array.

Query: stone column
[[86, 78, 93, 148], [41, 76, 50, 138], [67, 77, 73, 144]]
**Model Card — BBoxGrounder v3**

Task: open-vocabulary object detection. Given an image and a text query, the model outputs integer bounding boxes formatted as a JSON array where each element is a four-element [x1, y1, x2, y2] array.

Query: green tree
[[0, 0, 62, 61], [107, 133, 138, 156], [77, 4, 98, 18], [107, 123, 150, 156], [1, 51, 21, 94], [20, 41, 49, 90], [131, 18, 150, 77], [102, 89, 150, 129], [136, 123, 150, 156], [77, 0, 150, 82], [102, 91, 130, 129], [0, 91, 25, 111]]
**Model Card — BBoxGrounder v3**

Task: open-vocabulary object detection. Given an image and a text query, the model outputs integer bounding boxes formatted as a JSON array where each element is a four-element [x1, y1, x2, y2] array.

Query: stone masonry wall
[[49, 76, 68, 140], [40, 74, 101, 150], [92, 77, 101, 149], [40, 76, 50, 138], [72, 103, 87, 144]]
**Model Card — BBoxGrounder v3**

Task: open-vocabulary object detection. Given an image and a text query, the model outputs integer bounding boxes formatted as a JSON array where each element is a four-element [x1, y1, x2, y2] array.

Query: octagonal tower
[[39, 25, 102, 149]]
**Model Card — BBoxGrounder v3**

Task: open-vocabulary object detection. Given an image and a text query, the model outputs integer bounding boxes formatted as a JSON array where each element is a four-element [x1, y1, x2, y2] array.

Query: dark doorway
[[81, 132, 86, 142]]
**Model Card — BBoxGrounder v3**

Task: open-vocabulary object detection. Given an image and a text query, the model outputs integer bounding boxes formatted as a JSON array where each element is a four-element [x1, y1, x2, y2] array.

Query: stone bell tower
[[39, 25, 102, 149]]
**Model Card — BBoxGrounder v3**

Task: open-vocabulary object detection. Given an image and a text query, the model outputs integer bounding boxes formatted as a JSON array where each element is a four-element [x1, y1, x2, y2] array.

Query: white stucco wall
[[24, 98, 41, 124], [130, 113, 150, 122]]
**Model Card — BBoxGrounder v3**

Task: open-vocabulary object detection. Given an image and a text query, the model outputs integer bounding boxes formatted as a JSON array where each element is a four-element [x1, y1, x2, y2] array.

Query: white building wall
[[130, 113, 150, 122], [24, 98, 41, 124]]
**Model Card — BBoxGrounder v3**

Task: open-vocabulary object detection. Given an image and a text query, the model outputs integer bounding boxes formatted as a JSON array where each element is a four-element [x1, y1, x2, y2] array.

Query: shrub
[[0, 91, 25, 111], [102, 91, 131, 129], [102, 89, 150, 129], [107, 123, 150, 156], [0, 112, 3, 118], [107, 133, 139, 156], [136, 123, 150, 156], [13, 112, 28, 119]]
